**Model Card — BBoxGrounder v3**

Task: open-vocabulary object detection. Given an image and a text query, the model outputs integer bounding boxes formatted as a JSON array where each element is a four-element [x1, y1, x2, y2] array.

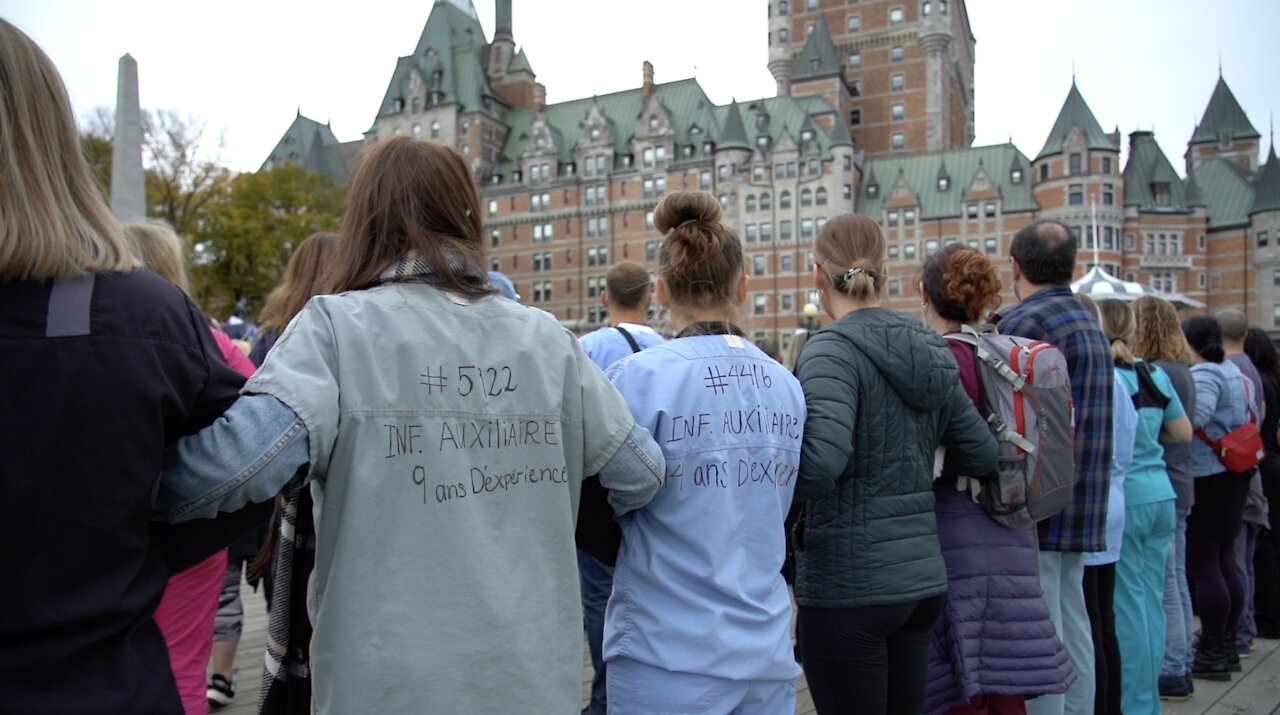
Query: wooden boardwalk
[[217, 578, 1278, 714]]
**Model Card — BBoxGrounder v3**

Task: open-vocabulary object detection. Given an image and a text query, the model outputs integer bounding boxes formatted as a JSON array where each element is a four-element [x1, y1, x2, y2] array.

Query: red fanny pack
[[1195, 376, 1265, 473]]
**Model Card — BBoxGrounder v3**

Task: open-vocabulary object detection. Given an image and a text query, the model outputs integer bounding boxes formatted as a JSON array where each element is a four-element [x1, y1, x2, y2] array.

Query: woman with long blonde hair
[[125, 221, 258, 715], [1097, 299, 1191, 714], [151, 137, 663, 714], [1131, 295, 1200, 698], [0, 19, 255, 713]]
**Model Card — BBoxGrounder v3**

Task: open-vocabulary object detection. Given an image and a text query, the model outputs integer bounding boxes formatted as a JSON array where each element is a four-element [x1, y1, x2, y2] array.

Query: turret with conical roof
[[1186, 74, 1262, 173], [1252, 145, 1280, 216], [792, 19, 842, 81], [1036, 81, 1117, 161], [717, 99, 751, 152]]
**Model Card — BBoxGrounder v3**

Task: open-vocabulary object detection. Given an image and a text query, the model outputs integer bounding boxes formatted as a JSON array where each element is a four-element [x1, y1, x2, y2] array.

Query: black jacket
[[794, 307, 997, 608], [0, 270, 268, 713]]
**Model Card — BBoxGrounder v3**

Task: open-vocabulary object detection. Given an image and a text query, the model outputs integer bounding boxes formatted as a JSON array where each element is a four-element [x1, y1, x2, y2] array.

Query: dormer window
[[810, 59, 820, 71], [394, 98, 405, 112], [1152, 182, 1172, 207], [756, 114, 769, 129], [703, 141, 715, 154], [938, 176, 950, 191], [649, 116, 659, 132], [757, 136, 770, 150], [1011, 168, 1023, 184], [590, 127, 600, 140], [690, 124, 702, 135], [867, 183, 879, 198], [801, 129, 814, 142], [683, 145, 694, 158], [1218, 130, 1233, 148]]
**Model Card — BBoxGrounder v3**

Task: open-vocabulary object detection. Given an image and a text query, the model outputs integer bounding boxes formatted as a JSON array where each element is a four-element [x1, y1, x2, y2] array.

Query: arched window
[[815, 187, 828, 205], [760, 192, 772, 211], [780, 191, 792, 209], [746, 195, 758, 212], [800, 188, 813, 207]]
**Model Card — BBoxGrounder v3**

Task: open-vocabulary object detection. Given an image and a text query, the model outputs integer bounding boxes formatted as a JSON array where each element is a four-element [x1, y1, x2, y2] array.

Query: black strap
[[46, 273, 95, 337], [614, 325, 642, 354], [1131, 361, 1171, 411]]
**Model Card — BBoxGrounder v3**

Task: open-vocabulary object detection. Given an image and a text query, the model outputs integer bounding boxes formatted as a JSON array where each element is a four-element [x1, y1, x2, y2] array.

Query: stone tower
[[775, 0, 976, 156]]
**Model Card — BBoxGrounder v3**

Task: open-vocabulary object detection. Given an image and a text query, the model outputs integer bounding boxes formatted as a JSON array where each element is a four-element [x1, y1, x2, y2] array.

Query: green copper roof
[[1183, 168, 1206, 208], [508, 48, 534, 75], [718, 99, 751, 151], [1251, 146, 1280, 215], [1190, 76, 1261, 144], [1122, 131, 1188, 212], [1195, 157, 1256, 228], [261, 113, 356, 184], [793, 19, 843, 80], [489, 79, 848, 182], [828, 113, 853, 148], [1036, 82, 1117, 160], [373, 1, 499, 121], [858, 144, 1038, 219], [492, 78, 719, 174]]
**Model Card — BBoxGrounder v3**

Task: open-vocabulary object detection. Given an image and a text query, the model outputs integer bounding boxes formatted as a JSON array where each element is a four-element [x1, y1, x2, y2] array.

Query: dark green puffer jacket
[[794, 307, 997, 608]]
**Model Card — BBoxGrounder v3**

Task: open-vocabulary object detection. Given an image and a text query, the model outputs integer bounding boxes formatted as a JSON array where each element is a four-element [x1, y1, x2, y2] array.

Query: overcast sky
[[5, 0, 1277, 174]]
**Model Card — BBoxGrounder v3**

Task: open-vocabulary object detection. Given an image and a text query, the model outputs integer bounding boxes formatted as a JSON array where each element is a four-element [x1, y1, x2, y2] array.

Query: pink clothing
[[211, 328, 257, 378], [152, 328, 256, 713], [154, 549, 228, 715]]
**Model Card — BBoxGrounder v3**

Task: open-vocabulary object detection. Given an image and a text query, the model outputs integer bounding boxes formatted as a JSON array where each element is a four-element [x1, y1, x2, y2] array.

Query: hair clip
[[844, 267, 866, 282]]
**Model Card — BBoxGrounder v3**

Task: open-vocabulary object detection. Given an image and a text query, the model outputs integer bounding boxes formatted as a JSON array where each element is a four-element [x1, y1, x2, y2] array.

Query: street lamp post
[[801, 302, 821, 332]]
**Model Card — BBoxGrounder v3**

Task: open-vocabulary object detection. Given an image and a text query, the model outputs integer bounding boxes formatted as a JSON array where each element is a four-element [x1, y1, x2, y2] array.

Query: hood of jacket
[[818, 307, 956, 412]]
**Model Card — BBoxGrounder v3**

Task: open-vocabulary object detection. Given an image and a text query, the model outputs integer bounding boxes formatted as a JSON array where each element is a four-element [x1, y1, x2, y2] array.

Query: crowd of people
[[4, 18, 1280, 715]]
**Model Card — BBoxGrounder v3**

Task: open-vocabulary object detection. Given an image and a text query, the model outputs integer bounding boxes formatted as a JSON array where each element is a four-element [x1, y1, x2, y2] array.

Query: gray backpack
[[945, 324, 1077, 528]]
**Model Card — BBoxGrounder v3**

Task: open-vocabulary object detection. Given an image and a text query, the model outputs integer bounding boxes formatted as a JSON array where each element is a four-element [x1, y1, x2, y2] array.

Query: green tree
[[143, 110, 233, 237], [81, 132, 113, 203], [192, 164, 345, 314]]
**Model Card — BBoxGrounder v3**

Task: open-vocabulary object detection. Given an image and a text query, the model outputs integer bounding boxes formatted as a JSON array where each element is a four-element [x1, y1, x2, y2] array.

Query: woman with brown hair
[[793, 216, 996, 715], [1130, 295, 1200, 699], [600, 191, 805, 714], [154, 136, 664, 714], [249, 231, 338, 365], [919, 244, 1072, 715], [0, 19, 255, 713]]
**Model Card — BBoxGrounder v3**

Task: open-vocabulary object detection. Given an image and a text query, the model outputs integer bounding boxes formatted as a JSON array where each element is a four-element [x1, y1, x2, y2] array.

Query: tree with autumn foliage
[[191, 164, 345, 314]]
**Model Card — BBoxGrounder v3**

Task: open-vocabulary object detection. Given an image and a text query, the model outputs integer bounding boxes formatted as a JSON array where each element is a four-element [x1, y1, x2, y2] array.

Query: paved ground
[[216, 577, 1279, 714]]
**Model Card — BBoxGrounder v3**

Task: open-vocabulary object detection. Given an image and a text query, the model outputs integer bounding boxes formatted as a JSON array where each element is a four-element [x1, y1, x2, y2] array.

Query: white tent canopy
[[1070, 266, 1204, 309]]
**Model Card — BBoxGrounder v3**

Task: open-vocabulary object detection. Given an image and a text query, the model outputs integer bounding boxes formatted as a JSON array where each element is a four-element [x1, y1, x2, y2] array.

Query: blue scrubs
[[603, 332, 804, 714]]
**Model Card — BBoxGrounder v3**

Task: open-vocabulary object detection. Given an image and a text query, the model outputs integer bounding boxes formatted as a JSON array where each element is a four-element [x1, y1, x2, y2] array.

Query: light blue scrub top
[[603, 333, 805, 682]]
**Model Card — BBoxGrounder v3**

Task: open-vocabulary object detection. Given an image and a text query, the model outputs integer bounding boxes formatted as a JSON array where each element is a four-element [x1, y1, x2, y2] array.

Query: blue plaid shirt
[[999, 285, 1114, 552]]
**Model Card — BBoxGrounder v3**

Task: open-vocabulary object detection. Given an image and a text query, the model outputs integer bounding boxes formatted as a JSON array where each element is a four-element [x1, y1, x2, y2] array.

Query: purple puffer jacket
[[924, 486, 1076, 715]]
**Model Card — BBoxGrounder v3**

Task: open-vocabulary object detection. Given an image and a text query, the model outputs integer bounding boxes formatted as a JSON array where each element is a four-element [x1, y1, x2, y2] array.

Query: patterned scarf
[[368, 247, 487, 288]]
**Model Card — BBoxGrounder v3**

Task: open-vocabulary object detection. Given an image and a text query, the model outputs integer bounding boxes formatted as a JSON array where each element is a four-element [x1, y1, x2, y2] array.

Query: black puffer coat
[[794, 307, 997, 608]]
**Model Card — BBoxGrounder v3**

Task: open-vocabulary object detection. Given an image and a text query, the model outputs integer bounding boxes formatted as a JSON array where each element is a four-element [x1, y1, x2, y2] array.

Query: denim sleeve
[[599, 422, 664, 515], [156, 393, 310, 523]]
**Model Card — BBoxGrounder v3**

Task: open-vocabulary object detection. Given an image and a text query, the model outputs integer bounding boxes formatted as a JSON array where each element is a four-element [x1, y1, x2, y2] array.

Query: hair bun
[[654, 191, 722, 234]]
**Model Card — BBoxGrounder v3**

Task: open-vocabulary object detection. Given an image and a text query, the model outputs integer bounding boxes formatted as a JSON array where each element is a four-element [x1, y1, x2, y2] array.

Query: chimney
[[642, 61, 654, 98], [532, 83, 546, 114], [495, 0, 513, 41]]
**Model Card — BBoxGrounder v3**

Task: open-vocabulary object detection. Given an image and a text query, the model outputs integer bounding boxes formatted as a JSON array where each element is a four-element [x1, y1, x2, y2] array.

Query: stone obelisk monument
[[109, 54, 145, 222]]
